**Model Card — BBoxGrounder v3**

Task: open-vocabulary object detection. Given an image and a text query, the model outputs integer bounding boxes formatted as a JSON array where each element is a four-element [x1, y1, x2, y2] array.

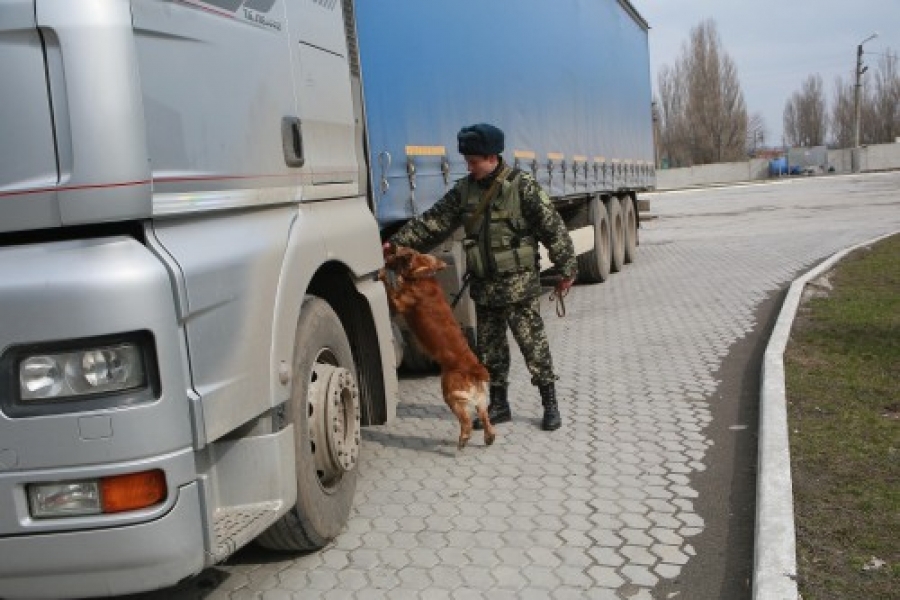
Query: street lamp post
[[852, 32, 878, 173]]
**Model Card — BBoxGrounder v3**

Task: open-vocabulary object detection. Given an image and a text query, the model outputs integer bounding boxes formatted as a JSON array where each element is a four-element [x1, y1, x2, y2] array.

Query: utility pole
[[651, 100, 661, 169], [853, 32, 878, 173]]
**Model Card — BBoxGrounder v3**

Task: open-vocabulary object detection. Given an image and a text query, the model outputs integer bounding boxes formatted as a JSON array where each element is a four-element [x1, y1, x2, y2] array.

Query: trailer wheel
[[622, 195, 637, 264], [577, 195, 611, 283], [390, 320, 405, 369], [608, 197, 625, 273], [257, 297, 360, 551]]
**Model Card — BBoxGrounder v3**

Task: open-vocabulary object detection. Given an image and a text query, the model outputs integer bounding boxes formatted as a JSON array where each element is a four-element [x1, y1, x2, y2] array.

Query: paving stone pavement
[[129, 172, 900, 600]]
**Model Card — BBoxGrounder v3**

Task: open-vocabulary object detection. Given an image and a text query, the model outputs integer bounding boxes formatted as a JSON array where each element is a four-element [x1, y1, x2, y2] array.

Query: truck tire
[[256, 297, 360, 551], [622, 195, 637, 264], [577, 195, 611, 283], [608, 197, 625, 273]]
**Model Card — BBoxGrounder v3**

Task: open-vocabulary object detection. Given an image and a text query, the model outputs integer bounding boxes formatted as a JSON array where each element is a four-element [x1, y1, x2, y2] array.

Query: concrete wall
[[655, 159, 768, 189], [867, 143, 900, 171], [656, 142, 900, 190], [827, 148, 852, 173]]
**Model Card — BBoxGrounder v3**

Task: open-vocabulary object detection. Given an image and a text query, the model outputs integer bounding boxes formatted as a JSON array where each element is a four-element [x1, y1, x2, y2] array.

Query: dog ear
[[384, 246, 408, 270], [421, 254, 448, 272], [432, 256, 448, 271], [409, 253, 448, 277]]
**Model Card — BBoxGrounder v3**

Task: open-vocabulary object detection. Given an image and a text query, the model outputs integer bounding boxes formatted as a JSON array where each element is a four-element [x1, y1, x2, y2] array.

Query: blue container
[[354, 0, 656, 227], [769, 157, 788, 176]]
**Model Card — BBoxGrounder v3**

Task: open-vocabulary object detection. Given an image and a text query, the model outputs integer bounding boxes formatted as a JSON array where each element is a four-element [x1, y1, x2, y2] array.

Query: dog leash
[[450, 272, 472, 308], [453, 272, 569, 316]]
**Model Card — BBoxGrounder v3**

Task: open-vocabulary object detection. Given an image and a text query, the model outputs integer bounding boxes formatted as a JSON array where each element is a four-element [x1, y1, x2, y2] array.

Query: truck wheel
[[622, 195, 637, 264], [577, 195, 611, 283], [608, 197, 625, 273], [257, 297, 360, 551]]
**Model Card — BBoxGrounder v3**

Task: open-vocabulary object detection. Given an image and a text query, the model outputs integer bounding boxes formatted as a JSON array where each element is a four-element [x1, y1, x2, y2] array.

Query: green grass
[[785, 233, 899, 600]]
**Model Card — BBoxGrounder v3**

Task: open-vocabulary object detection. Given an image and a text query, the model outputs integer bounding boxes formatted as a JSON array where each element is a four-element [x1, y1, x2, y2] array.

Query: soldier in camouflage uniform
[[387, 123, 577, 431]]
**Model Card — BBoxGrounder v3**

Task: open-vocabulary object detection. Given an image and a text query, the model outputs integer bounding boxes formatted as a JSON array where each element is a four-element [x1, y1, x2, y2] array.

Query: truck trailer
[[356, 0, 656, 367], [0, 0, 653, 597]]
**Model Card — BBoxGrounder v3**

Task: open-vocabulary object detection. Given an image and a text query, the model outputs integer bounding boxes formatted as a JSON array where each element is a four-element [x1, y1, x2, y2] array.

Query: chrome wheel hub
[[307, 363, 361, 487]]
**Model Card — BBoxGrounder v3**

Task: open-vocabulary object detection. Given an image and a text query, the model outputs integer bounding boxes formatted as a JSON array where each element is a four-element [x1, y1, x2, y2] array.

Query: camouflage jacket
[[390, 160, 576, 307]]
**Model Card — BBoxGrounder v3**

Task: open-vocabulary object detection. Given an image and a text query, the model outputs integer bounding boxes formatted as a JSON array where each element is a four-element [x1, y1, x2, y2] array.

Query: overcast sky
[[631, 0, 900, 145]]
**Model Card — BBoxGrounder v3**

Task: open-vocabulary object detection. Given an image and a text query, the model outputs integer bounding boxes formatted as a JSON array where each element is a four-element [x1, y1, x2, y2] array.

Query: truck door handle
[[282, 117, 305, 167]]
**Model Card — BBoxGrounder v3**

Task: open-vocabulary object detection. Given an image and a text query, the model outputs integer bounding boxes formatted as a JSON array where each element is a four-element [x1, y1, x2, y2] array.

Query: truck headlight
[[20, 343, 146, 401], [1, 332, 158, 417]]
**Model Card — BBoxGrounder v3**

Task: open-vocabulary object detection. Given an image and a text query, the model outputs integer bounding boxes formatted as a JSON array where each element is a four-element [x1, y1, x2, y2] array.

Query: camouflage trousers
[[475, 296, 556, 388]]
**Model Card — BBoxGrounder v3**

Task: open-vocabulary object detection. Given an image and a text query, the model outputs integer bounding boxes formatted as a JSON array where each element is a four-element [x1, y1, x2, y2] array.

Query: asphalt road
[[122, 171, 900, 600]]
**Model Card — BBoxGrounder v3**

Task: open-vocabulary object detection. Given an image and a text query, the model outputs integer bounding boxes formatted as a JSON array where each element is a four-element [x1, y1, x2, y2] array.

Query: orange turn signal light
[[100, 469, 167, 513]]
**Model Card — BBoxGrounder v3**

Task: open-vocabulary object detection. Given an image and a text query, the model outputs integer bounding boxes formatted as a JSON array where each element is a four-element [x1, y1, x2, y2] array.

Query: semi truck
[[0, 0, 653, 598]]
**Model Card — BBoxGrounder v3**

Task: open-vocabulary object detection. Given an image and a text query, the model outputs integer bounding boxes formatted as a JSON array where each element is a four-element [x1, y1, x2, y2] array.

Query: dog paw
[[457, 436, 470, 450], [485, 431, 496, 446]]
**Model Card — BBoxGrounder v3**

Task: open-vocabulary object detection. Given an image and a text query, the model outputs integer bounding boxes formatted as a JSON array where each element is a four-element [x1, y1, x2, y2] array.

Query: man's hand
[[549, 276, 574, 318], [555, 277, 575, 296]]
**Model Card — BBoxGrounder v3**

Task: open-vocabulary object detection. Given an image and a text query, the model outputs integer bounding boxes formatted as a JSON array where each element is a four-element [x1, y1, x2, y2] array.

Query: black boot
[[473, 386, 511, 430], [539, 383, 562, 431]]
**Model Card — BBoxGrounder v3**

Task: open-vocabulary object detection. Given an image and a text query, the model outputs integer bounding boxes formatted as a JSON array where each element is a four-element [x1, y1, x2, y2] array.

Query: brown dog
[[380, 245, 496, 449]]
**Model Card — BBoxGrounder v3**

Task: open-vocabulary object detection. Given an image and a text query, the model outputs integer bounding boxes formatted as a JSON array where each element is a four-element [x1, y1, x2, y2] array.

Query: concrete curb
[[753, 230, 899, 600]]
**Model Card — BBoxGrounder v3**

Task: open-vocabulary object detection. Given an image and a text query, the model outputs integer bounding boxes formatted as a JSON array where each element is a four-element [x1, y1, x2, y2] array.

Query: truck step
[[210, 502, 284, 563]]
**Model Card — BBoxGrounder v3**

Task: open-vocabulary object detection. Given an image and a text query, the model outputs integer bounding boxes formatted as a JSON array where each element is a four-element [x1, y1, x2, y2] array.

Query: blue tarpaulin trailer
[[353, 0, 656, 228], [353, 0, 656, 369]]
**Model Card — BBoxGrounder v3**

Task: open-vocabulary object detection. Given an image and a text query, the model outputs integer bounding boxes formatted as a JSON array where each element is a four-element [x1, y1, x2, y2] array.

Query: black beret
[[457, 123, 504, 156]]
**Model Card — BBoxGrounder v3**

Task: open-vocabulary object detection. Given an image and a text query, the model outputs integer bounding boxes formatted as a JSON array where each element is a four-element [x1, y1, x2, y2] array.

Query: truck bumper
[[0, 481, 205, 600]]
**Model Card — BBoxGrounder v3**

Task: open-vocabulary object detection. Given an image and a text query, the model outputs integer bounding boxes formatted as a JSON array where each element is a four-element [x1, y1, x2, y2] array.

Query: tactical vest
[[460, 169, 537, 278]]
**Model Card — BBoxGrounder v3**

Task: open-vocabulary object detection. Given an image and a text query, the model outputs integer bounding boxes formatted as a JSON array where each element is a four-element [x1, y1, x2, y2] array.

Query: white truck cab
[[0, 1, 396, 597]]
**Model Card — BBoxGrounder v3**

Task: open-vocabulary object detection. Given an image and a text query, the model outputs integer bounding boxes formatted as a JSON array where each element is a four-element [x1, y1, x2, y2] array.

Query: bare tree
[[830, 76, 855, 147], [655, 19, 748, 166], [746, 112, 767, 155], [783, 75, 827, 146], [871, 49, 900, 143], [783, 100, 800, 147], [655, 63, 691, 167]]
